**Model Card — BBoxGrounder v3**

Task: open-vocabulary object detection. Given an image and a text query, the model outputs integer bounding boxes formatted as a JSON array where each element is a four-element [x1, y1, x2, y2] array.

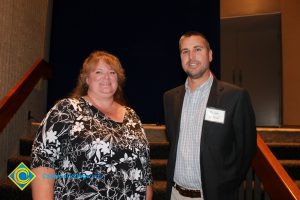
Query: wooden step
[[0, 177, 166, 200], [7, 156, 31, 175], [153, 180, 167, 200], [150, 141, 169, 159], [5, 125, 300, 200], [20, 136, 35, 156], [151, 159, 167, 180], [259, 128, 300, 160], [0, 177, 32, 200], [259, 128, 300, 143], [19, 138, 170, 161], [280, 160, 300, 180], [267, 143, 300, 160]]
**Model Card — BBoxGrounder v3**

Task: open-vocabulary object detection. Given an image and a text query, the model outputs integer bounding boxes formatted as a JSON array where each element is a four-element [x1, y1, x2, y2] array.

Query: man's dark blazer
[[163, 77, 257, 200]]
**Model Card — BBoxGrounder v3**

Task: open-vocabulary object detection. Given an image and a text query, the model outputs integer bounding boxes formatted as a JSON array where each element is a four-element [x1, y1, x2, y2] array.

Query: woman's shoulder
[[52, 97, 73, 106], [50, 97, 84, 111], [123, 106, 140, 118], [123, 105, 135, 114]]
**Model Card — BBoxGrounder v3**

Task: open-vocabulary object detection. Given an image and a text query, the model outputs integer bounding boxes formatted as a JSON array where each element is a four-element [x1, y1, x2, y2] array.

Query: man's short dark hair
[[179, 31, 211, 50]]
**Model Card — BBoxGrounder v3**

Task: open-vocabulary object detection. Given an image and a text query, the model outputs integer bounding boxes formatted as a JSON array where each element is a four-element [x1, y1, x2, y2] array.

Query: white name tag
[[205, 107, 225, 124]]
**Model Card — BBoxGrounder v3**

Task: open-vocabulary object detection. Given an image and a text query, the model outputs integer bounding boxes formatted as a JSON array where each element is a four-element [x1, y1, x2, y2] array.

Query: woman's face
[[86, 60, 118, 99]]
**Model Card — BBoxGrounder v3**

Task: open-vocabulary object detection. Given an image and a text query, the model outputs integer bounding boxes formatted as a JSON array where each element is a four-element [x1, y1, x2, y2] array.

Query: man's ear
[[209, 49, 213, 62]]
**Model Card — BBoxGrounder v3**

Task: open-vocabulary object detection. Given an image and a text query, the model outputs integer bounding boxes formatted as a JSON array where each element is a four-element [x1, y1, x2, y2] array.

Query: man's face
[[180, 35, 212, 79]]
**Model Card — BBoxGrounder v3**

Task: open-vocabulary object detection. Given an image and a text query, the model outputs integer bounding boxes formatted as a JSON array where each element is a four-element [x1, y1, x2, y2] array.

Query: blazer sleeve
[[163, 91, 171, 141], [233, 89, 257, 181]]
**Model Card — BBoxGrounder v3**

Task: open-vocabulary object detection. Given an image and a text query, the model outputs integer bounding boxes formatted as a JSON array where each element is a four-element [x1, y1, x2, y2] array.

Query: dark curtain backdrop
[[48, 0, 220, 124]]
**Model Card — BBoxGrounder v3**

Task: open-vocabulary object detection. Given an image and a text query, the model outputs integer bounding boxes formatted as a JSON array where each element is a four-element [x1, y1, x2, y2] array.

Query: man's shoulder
[[215, 79, 244, 93], [164, 85, 185, 96], [213, 79, 252, 103]]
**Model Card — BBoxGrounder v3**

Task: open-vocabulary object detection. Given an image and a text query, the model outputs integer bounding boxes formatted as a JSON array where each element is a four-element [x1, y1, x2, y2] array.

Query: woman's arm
[[132, 110, 153, 200], [146, 185, 153, 200], [31, 167, 55, 200]]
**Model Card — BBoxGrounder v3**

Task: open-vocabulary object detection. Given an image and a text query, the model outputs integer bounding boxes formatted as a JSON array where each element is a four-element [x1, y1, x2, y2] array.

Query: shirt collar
[[184, 72, 213, 93]]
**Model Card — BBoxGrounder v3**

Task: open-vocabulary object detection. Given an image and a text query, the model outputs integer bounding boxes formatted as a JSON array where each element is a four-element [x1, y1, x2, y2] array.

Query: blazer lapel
[[174, 86, 185, 144], [207, 77, 222, 107], [201, 78, 223, 145]]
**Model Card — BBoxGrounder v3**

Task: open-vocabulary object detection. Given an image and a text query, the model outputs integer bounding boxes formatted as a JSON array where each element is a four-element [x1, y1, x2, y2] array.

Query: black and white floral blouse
[[31, 97, 153, 200]]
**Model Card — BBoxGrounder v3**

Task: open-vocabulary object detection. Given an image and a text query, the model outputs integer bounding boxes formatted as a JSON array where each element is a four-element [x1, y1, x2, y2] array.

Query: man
[[163, 31, 257, 200]]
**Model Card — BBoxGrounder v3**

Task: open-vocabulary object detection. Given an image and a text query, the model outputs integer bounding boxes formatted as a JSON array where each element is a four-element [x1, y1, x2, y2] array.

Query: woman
[[31, 51, 153, 199]]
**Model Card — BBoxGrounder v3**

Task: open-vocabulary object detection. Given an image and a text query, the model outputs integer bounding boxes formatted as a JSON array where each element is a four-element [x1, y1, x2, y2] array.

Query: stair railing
[[250, 132, 300, 199], [0, 58, 52, 134]]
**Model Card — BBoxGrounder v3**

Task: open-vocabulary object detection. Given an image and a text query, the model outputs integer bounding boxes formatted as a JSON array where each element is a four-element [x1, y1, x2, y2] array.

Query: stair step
[[153, 180, 167, 200], [19, 125, 168, 157], [0, 177, 166, 200], [280, 160, 300, 179], [7, 156, 168, 181], [19, 139, 170, 159], [144, 124, 167, 143], [20, 136, 34, 156], [259, 129, 300, 160], [25, 123, 168, 140], [151, 159, 167, 180], [150, 141, 169, 159], [5, 125, 300, 199], [259, 129, 300, 143], [0, 177, 32, 200], [267, 143, 300, 160], [7, 156, 31, 175]]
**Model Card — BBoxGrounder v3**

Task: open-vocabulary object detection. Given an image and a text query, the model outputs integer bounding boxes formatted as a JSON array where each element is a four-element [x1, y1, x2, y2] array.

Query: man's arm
[[234, 89, 257, 179]]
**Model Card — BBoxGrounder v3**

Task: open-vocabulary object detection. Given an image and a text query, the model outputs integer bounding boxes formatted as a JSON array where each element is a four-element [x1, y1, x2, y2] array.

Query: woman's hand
[[146, 185, 153, 200]]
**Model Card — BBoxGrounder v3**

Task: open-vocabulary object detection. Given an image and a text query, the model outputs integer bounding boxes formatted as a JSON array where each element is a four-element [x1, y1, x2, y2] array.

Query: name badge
[[205, 107, 225, 124]]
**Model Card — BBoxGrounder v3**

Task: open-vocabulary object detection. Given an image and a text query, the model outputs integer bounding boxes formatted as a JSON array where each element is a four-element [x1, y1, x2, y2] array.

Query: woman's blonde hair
[[70, 50, 126, 104]]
